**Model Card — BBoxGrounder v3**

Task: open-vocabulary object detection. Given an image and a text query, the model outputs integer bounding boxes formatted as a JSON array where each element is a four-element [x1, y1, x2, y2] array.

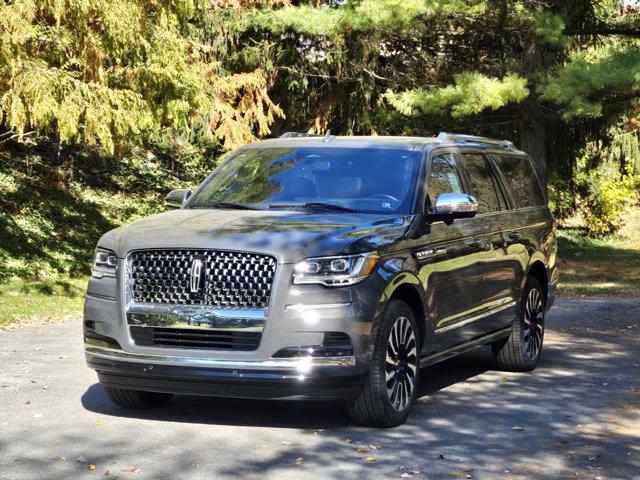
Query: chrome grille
[[128, 250, 276, 308]]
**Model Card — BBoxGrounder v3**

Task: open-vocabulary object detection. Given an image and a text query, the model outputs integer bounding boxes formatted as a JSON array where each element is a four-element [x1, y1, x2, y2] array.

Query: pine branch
[[564, 27, 640, 37]]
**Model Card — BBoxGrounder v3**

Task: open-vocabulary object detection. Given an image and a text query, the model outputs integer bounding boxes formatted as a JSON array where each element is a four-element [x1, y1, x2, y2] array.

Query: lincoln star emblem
[[189, 258, 204, 294]]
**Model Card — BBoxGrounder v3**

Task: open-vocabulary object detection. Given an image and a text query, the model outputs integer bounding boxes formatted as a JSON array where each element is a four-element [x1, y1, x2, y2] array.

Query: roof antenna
[[322, 129, 333, 142]]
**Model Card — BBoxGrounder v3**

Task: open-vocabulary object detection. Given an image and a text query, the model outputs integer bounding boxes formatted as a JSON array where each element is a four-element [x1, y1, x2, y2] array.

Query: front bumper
[[86, 345, 367, 400]]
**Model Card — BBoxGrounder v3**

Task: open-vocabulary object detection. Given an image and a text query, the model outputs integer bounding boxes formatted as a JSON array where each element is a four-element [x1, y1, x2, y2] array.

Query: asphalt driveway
[[0, 298, 638, 480]]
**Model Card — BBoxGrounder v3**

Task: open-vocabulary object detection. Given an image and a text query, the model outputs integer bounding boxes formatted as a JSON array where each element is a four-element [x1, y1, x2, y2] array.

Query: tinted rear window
[[493, 155, 545, 208], [458, 153, 507, 214]]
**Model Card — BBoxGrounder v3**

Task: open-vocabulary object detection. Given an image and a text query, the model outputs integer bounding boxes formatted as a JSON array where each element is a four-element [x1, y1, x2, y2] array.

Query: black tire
[[102, 385, 173, 409], [346, 299, 420, 428], [492, 276, 545, 372]]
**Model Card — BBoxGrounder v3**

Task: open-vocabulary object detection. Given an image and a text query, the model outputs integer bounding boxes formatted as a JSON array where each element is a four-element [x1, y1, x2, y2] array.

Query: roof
[[245, 135, 435, 151], [244, 133, 526, 155]]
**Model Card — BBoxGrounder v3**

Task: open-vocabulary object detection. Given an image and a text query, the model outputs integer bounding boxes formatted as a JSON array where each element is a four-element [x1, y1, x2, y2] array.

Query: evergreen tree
[[0, 0, 283, 153]]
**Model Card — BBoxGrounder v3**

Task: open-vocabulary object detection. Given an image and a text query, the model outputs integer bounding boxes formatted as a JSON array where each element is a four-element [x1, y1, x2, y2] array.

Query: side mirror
[[165, 189, 192, 210], [427, 193, 479, 223]]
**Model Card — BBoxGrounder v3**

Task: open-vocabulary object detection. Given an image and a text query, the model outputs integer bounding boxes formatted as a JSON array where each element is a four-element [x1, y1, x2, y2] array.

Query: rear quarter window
[[493, 155, 545, 208]]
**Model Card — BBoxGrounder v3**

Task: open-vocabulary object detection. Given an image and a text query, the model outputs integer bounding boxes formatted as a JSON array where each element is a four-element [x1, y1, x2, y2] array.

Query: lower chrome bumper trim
[[85, 345, 356, 368]]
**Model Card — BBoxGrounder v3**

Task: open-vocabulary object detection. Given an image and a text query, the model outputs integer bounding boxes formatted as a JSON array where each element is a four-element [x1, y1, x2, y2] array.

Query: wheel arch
[[380, 273, 427, 351], [524, 257, 549, 305]]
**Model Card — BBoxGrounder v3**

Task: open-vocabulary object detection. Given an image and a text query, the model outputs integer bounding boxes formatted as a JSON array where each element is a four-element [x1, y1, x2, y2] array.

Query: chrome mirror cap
[[165, 189, 192, 209], [434, 193, 479, 216]]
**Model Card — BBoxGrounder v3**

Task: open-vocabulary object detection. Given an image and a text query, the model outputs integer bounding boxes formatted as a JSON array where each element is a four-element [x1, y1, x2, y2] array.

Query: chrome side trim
[[421, 327, 511, 367], [126, 303, 267, 331], [284, 303, 351, 312], [435, 300, 517, 334], [85, 345, 356, 368]]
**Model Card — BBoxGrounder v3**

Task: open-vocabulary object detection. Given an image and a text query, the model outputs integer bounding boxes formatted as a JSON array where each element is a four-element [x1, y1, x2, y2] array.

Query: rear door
[[460, 152, 516, 338], [450, 151, 514, 337], [489, 153, 551, 313]]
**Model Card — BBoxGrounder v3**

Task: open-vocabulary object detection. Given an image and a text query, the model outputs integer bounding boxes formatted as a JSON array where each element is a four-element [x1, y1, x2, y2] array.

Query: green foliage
[[582, 171, 637, 237], [245, 0, 488, 38], [0, 0, 282, 153], [0, 138, 221, 281], [550, 123, 640, 237], [385, 73, 529, 118], [543, 44, 640, 120], [527, 8, 567, 45]]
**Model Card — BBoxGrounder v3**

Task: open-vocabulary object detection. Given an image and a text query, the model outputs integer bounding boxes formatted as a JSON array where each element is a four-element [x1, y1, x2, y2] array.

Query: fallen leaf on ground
[[101, 471, 110, 477], [365, 456, 376, 462], [23, 400, 31, 405], [121, 467, 141, 473], [88, 465, 96, 471], [96, 421, 103, 426], [32, 413, 42, 419], [345, 439, 353, 444], [369, 445, 379, 450], [295, 457, 303, 466], [357, 447, 367, 453], [281, 441, 291, 446]]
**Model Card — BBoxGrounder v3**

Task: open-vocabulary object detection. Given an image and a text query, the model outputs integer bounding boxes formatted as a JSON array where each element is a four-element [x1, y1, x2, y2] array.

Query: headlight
[[92, 248, 118, 278], [293, 253, 379, 286]]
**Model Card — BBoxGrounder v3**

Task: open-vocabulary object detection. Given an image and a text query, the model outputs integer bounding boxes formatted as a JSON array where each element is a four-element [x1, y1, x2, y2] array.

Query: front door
[[418, 152, 488, 352]]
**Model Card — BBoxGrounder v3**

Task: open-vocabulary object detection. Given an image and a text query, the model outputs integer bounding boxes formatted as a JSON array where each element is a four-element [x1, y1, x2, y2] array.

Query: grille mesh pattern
[[129, 250, 276, 308]]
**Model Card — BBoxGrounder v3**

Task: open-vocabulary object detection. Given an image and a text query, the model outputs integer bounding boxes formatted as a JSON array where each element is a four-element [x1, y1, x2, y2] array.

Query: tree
[[229, 0, 640, 201], [0, 0, 283, 154]]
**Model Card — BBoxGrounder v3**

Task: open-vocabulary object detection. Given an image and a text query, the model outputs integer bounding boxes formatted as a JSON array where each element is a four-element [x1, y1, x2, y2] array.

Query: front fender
[[365, 255, 427, 355]]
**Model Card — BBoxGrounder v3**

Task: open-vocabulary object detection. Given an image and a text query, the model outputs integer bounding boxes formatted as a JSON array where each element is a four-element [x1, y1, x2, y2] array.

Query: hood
[[98, 208, 412, 263]]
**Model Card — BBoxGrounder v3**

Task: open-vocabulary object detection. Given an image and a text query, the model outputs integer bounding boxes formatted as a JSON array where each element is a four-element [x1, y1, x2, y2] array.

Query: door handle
[[508, 230, 522, 240], [433, 246, 448, 255], [467, 239, 487, 249]]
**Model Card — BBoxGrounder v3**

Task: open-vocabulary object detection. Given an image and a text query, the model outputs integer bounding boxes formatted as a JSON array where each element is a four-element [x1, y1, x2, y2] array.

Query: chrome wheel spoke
[[385, 316, 418, 412], [385, 369, 397, 382], [523, 288, 545, 359]]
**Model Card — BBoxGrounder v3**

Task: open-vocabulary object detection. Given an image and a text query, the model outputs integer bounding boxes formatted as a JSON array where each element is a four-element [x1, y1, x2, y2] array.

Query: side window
[[457, 153, 506, 214], [426, 153, 464, 212], [492, 155, 545, 208]]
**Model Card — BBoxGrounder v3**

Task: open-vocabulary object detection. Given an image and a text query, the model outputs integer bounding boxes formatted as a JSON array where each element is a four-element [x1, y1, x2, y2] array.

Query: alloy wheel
[[385, 316, 418, 411], [523, 288, 544, 360]]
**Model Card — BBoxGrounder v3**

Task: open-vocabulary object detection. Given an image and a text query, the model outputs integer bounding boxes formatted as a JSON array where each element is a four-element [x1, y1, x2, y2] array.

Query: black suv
[[84, 132, 558, 427]]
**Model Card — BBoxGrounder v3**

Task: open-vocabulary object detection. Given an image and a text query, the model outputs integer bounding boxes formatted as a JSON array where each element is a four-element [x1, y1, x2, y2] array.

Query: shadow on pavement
[[80, 348, 494, 429]]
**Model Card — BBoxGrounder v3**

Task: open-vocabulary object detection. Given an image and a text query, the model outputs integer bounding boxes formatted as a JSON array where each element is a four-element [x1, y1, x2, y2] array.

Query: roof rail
[[436, 132, 515, 150], [279, 132, 321, 139]]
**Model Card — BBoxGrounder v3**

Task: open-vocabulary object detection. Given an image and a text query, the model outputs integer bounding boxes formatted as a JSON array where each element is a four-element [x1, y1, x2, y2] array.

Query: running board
[[420, 327, 511, 367]]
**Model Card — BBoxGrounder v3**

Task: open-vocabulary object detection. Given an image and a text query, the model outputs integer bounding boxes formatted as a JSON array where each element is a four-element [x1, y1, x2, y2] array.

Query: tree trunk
[[519, 42, 548, 198], [520, 108, 548, 197]]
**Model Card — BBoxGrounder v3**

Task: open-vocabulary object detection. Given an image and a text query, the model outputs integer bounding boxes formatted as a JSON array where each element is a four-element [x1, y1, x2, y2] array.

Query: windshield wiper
[[269, 202, 360, 213], [189, 202, 259, 210]]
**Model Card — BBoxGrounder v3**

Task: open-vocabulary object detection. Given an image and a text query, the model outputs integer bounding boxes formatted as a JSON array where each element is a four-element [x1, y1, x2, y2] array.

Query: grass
[[0, 278, 86, 329], [557, 206, 640, 298]]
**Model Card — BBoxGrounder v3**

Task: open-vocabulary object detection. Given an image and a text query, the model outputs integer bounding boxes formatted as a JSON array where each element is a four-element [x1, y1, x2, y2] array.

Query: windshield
[[188, 147, 421, 214]]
